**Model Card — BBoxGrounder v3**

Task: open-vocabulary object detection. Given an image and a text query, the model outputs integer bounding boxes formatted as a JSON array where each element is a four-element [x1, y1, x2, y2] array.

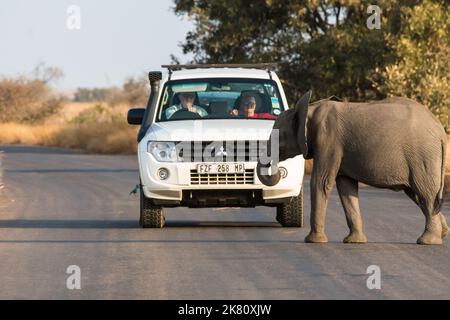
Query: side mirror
[[127, 108, 146, 125]]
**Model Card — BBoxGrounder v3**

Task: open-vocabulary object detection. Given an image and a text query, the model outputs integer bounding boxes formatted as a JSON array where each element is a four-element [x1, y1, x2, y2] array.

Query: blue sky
[[0, 0, 193, 89]]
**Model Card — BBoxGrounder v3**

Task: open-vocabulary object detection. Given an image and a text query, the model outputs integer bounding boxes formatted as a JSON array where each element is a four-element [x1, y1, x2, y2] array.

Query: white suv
[[127, 64, 305, 228]]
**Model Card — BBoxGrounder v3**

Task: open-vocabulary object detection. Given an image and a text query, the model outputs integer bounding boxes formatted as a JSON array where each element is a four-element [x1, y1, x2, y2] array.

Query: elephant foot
[[343, 232, 367, 244], [441, 226, 448, 240], [305, 231, 328, 243], [417, 231, 443, 245]]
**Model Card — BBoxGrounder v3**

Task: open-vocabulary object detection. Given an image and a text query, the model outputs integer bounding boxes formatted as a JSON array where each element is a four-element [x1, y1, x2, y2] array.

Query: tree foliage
[[375, 1, 449, 131], [173, 0, 449, 131]]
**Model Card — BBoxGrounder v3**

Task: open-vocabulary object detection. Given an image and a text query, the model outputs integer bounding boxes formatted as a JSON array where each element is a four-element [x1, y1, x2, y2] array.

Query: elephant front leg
[[335, 176, 367, 243], [305, 168, 335, 243]]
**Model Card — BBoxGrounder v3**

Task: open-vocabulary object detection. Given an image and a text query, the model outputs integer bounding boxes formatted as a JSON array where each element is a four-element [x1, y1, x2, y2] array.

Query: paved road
[[0, 145, 448, 299]]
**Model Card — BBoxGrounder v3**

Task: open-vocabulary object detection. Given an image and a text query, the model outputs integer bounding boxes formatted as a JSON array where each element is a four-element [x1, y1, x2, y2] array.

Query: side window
[[265, 84, 282, 115]]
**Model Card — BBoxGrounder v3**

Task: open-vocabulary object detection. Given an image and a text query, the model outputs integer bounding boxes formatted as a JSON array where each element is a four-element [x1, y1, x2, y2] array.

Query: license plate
[[197, 163, 245, 174]]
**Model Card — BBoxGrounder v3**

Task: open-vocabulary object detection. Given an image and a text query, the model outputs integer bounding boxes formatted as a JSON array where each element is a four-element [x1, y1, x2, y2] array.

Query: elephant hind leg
[[417, 215, 443, 245], [439, 213, 448, 239], [404, 187, 420, 206], [416, 197, 443, 245], [405, 188, 444, 244], [336, 176, 367, 243]]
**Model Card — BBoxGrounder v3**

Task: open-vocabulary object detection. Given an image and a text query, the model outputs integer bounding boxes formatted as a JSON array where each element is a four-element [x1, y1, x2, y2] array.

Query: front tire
[[276, 188, 304, 227], [140, 186, 165, 228]]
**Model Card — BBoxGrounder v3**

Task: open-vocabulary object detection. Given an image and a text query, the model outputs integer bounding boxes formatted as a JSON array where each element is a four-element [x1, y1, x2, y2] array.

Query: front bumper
[[138, 151, 304, 205]]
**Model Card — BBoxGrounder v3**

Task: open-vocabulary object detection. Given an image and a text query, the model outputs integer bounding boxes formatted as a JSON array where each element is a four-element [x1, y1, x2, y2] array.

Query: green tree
[[376, 1, 449, 132], [173, 0, 449, 131], [173, 0, 398, 100]]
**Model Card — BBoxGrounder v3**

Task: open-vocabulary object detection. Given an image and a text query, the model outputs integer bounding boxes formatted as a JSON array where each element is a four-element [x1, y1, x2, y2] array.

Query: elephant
[[257, 92, 448, 245]]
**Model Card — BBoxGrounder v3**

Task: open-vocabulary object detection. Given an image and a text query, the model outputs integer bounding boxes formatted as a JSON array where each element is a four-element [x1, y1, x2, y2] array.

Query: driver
[[165, 92, 208, 119]]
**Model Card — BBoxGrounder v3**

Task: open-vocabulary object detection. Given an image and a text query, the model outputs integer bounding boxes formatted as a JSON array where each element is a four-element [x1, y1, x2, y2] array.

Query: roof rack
[[162, 63, 278, 72], [161, 63, 278, 80]]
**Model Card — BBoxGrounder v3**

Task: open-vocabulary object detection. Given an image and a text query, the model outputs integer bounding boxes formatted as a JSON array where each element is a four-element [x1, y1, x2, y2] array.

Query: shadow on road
[[0, 238, 419, 245], [0, 219, 280, 229], [166, 221, 280, 228], [0, 239, 301, 244], [0, 219, 138, 229], [0, 145, 79, 155]]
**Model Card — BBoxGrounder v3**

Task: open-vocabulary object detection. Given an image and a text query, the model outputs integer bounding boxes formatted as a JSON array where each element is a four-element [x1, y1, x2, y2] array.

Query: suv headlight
[[147, 141, 177, 162]]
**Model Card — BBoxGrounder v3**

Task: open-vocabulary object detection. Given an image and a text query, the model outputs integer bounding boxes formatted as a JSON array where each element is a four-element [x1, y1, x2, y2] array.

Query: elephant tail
[[434, 138, 446, 215]]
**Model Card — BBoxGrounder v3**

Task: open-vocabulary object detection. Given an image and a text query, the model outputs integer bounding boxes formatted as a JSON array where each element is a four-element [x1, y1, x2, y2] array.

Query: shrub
[[0, 76, 62, 124]]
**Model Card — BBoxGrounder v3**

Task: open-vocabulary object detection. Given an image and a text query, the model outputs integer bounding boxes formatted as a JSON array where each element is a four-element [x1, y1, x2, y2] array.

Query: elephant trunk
[[256, 161, 281, 186]]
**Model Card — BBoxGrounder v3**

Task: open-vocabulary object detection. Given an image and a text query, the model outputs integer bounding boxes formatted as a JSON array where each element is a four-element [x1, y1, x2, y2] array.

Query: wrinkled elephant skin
[[258, 94, 448, 245]]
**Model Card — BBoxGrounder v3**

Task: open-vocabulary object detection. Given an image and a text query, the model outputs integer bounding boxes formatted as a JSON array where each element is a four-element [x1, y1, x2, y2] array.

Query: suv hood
[[147, 119, 275, 141]]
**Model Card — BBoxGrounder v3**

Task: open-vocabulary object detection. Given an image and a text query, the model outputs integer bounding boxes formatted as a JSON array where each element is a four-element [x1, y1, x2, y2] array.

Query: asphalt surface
[[0, 145, 449, 299]]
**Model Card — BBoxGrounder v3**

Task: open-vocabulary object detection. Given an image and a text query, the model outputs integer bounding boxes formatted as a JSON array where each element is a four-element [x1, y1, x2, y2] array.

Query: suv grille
[[190, 169, 254, 185], [177, 140, 269, 162]]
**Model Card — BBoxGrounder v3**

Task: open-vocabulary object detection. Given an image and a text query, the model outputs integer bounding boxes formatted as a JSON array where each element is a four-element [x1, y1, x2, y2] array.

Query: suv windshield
[[157, 78, 285, 121]]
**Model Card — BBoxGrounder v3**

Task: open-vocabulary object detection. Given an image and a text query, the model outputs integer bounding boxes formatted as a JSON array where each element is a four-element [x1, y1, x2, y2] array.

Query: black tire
[[140, 186, 165, 228], [276, 188, 304, 227]]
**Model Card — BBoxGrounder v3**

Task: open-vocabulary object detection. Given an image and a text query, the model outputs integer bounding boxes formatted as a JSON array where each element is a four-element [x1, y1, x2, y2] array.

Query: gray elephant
[[257, 92, 448, 245]]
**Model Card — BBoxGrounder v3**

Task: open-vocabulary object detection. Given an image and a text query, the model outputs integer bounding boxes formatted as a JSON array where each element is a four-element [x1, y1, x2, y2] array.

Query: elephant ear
[[295, 91, 312, 158]]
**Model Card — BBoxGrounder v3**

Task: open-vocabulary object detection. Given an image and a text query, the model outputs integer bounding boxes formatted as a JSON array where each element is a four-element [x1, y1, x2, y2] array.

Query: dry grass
[[44, 102, 96, 124], [44, 102, 131, 124], [54, 122, 138, 154], [0, 101, 138, 154], [0, 123, 62, 146], [0, 122, 138, 154]]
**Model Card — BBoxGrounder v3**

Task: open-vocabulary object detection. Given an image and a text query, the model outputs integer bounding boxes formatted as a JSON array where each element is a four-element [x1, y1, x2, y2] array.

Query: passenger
[[165, 92, 208, 119], [230, 95, 277, 119]]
